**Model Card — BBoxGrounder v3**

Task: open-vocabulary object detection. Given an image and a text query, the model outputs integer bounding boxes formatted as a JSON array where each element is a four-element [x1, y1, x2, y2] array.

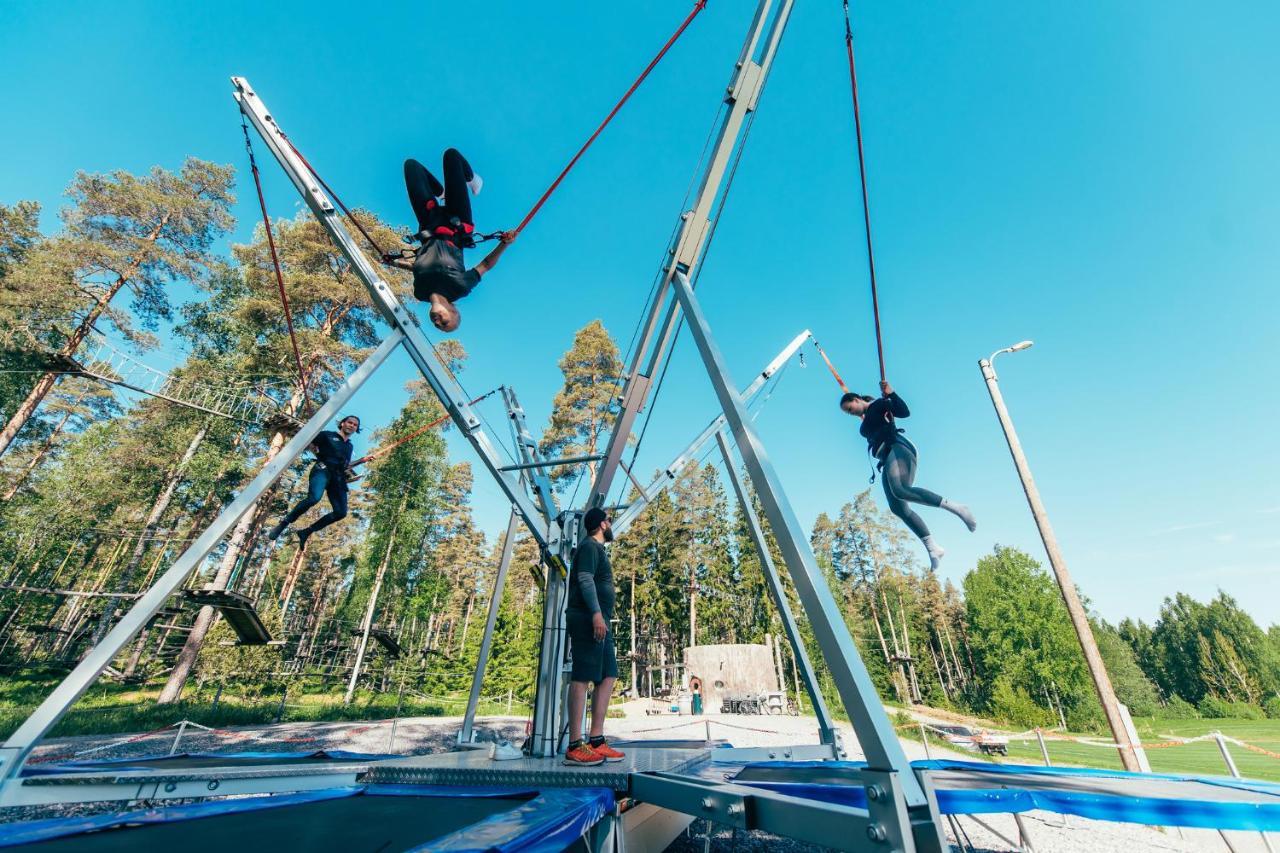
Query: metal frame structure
[[0, 75, 564, 794], [0, 3, 948, 842]]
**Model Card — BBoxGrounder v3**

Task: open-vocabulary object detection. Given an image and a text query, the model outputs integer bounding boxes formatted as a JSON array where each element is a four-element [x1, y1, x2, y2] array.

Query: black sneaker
[[296, 528, 312, 551], [266, 521, 286, 542]]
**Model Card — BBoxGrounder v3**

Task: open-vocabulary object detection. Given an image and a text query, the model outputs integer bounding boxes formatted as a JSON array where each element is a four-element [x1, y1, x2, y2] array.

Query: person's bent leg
[[883, 453, 944, 568], [404, 158, 445, 232], [883, 444, 944, 508], [269, 466, 325, 539], [441, 148, 474, 228], [298, 475, 348, 539], [889, 443, 977, 531]]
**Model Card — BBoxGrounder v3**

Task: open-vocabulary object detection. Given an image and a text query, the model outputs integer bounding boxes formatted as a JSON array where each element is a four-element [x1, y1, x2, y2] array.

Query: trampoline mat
[[25, 750, 385, 777], [704, 759, 1280, 832], [7, 792, 523, 852]]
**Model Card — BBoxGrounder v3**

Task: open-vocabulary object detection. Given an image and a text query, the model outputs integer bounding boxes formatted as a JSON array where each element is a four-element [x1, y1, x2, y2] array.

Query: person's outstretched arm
[[475, 231, 517, 277], [880, 380, 910, 418]]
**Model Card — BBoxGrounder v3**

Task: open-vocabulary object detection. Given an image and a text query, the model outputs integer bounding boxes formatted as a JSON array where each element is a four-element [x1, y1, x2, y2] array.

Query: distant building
[[683, 642, 779, 711]]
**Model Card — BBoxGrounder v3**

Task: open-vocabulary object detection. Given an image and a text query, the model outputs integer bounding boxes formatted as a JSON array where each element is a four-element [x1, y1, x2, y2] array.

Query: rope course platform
[[351, 626, 402, 658], [182, 590, 272, 646], [51, 334, 301, 427]]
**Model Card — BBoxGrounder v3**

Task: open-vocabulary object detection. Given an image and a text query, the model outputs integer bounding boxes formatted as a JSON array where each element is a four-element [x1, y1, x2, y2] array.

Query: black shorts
[[567, 610, 618, 684]]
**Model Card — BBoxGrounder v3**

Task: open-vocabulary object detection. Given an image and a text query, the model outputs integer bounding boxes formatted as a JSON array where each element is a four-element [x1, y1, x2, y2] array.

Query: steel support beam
[[586, 0, 795, 511], [0, 331, 404, 792], [714, 429, 839, 753], [231, 77, 556, 562], [612, 329, 811, 537], [460, 509, 520, 744], [670, 270, 930, 811]]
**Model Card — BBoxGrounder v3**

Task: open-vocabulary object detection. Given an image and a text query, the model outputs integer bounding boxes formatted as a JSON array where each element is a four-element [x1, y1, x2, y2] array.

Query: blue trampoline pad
[[0, 784, 614, 853], [707, 758, 1280, 833]]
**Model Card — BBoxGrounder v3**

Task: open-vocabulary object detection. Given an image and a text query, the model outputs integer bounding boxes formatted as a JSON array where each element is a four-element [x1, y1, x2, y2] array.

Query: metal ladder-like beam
[[0, 331, 404, 795], [585, 0, 795, 513], [672, 270, 946, 849], [231, 76, 558, 564]]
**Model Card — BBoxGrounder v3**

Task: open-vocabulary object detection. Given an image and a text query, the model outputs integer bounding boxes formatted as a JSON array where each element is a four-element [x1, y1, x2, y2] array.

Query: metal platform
[[368, 745, 709, 792]]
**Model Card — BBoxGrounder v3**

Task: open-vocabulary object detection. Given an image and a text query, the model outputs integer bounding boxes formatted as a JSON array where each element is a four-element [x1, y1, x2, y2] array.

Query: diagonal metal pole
[[460, 509, 521, 744], [586, 0, 796, 512], [670, 270, 928, 809], [232, 77, 557, 565], [612, 329, 811, 537], [715, 429, 839, 753], [0, 331, 404, 791]]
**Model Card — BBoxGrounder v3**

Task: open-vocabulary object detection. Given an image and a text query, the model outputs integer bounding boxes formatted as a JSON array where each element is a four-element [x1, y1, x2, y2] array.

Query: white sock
[[922, 536, 945, 570], [467, 173, 483, 195], [941, 499, 977, 532]]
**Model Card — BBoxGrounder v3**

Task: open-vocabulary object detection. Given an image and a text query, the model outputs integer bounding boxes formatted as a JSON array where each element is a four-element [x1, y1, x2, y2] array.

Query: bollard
[[1214, 732, 1275, 853], [1035, 728, 1051, 766], [388, 679, 406, 753], [168, 720, 189, 756], [919, 723, 932, 760]]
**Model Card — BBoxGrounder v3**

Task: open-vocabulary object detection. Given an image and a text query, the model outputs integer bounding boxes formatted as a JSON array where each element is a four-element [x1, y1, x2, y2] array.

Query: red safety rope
[[810, 337, 850, 394], [279, 132, 391, 264], [242, 116, 310, 408], [842, 0, 887, 384], [512, 0, 709, 235], [350, 389, 498, 468]]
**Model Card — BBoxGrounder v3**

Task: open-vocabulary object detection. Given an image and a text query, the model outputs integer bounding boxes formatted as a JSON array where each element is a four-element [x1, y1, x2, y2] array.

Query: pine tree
[[539, 320, 622, 493]]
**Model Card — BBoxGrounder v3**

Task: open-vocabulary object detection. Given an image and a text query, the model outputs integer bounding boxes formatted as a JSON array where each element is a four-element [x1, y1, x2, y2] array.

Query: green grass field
[[0, 675, 529, 741], [992, 717, 1280, 783]]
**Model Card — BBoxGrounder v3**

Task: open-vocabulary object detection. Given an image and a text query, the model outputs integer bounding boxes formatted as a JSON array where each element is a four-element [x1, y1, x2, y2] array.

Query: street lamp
[[979, 342, 1140, 772]]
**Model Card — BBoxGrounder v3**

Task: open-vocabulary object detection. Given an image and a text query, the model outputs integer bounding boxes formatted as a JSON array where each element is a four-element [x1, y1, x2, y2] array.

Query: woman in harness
[[841, 381, 976, 570], [266, 415, 361, 550], [386, 149, 515, 333]]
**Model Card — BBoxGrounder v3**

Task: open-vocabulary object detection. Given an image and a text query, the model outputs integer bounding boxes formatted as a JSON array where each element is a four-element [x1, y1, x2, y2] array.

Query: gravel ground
[[6, 707, 1271, 852]]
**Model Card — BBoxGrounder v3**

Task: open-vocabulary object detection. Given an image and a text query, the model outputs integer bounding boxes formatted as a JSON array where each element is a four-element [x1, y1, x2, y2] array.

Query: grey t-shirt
[[568, 538, 615, 621], [412, 238, 480, 303]]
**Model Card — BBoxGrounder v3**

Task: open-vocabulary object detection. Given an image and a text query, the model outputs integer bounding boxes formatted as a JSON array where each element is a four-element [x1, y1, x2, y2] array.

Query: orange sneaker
[[563, 742, 604, 766], [589, 740, 626, 762]]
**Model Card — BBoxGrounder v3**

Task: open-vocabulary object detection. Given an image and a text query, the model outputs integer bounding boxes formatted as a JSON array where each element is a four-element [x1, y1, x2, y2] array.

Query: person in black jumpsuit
[[267, 415, 361, 550], [841, 381, 976, 570], [386, 149, 515, 333]]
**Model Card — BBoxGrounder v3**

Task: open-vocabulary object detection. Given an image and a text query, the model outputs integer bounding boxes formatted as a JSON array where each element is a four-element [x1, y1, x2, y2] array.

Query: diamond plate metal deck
[[368, 746, 709, 792]]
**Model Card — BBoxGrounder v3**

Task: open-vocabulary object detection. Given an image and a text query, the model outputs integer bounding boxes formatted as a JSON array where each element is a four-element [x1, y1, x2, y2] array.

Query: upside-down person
[[841, 381, 976, 570], [266, 415, 361, 550], [385, 149, 515, 333]]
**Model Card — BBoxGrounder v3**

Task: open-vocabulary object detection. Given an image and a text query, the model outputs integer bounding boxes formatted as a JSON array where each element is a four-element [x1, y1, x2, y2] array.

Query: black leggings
[[404, 149, 475, 233], [879, 440, 943, 542], [280, 464, 349, 534]]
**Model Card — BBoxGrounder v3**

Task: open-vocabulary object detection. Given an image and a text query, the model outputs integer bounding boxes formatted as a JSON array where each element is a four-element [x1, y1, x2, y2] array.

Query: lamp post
[[979, 342, 1139, 772]]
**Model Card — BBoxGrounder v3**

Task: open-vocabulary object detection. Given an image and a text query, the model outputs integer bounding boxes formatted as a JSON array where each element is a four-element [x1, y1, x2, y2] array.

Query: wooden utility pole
[[981, 352, 1139, 771]]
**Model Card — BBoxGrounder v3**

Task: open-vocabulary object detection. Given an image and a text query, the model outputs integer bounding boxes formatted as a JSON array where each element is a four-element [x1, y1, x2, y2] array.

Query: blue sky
[[3, 1, 1277, 629]]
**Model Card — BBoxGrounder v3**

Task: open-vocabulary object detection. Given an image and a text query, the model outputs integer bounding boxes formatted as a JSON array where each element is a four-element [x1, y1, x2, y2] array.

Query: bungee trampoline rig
[[2, 2, 1278, 851]]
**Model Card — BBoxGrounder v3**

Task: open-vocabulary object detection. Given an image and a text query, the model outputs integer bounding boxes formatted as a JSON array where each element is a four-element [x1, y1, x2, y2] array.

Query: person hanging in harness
[[385, 149, 515, 333], [841, 381, 976, 570], [266, 415, 361, 550]]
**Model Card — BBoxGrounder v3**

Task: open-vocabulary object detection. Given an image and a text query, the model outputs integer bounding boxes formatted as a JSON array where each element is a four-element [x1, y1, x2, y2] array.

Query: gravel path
[[8, 708, 1269, 851]]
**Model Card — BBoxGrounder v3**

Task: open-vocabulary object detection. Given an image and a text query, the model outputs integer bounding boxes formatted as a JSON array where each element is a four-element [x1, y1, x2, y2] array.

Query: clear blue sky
[[3, 1, 1277, 629]]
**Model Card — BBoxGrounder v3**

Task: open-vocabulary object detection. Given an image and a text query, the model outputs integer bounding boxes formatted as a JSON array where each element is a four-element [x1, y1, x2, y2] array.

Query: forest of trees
[[3, 160, 1279, 735]]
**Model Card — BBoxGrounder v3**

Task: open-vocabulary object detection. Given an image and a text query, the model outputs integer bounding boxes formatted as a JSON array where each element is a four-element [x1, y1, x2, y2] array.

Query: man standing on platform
[[564, 507, 626, 766]]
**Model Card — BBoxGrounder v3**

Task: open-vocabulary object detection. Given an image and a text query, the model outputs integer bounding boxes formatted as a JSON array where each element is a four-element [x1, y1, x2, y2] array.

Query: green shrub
[[1198, 695, 1264, 720], [1263, 696, 1280, 720], [988, 677, 1055, 729], [1161, 695, 1199, 719]]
